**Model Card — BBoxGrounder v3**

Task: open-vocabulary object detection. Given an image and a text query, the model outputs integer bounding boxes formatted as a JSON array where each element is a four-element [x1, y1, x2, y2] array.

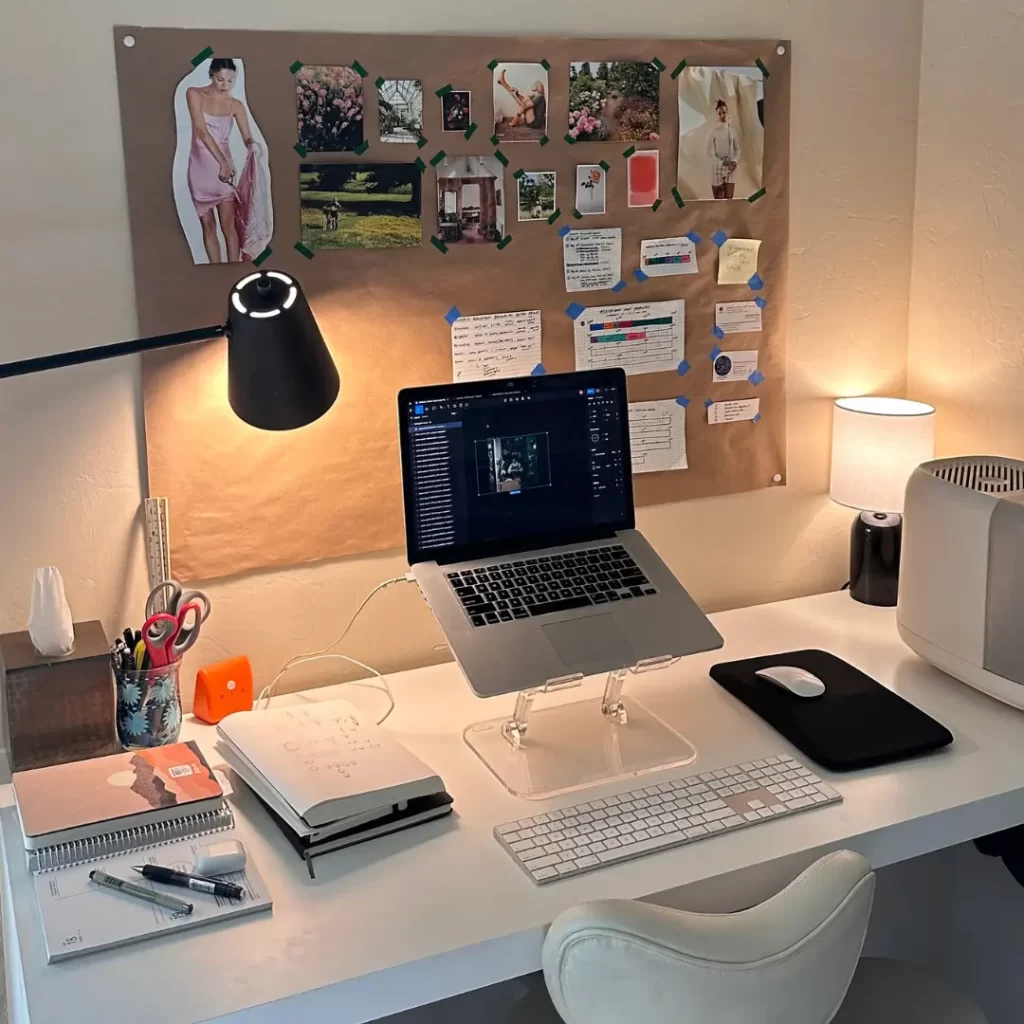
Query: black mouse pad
[[709, 649, 953, 771]]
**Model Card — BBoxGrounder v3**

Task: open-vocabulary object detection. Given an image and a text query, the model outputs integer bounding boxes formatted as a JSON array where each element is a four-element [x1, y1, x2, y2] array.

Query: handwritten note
[[563, 228, 622, 292], [707, 398, 760, 425], [718, 238, 762, 285], [573, 300, 685, 377], [712, 350, 758, 383], [629, 400, 688, 473], [451, 309, 542, 382], [640, 236, 698, 277]]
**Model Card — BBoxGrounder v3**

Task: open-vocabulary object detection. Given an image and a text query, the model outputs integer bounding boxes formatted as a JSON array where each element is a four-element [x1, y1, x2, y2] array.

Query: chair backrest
[[542, 850, 875, 1024]]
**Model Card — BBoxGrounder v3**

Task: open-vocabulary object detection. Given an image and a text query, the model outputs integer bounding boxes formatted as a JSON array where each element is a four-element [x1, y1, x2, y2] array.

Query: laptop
[[398, 368, 723, 697]]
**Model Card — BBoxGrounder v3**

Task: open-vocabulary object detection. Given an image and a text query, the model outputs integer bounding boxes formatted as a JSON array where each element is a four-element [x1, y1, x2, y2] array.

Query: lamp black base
[[849, 512, 902, 606]]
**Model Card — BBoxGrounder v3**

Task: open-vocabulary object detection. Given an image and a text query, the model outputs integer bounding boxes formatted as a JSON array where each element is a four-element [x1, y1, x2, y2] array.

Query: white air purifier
[[898, 456, 1024, 710]]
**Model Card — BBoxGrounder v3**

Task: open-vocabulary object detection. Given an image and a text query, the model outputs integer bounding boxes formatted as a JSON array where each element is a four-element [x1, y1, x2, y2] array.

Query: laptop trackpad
[[542, 615, 636, 667]]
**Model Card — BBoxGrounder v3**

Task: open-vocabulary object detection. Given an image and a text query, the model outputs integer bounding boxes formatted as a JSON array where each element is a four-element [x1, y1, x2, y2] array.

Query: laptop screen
[[398, 369, 634, 565]]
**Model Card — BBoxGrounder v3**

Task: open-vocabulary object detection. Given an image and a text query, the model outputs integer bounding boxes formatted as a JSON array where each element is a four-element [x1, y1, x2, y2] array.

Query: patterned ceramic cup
[[114, 662, 184, 749]]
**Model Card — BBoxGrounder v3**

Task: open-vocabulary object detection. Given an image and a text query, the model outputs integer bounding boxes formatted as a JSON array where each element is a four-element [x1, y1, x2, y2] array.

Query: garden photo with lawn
[[568, 61, 660, 142], [300, 163, 422, 249]]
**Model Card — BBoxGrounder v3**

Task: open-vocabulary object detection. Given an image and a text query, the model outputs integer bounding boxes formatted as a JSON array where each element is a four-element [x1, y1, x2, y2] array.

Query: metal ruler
[[144, 497, 172, 608]]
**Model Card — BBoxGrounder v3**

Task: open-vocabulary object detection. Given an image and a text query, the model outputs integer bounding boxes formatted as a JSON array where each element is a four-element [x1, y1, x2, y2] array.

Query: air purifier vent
[[926, 457, 1024, 494]]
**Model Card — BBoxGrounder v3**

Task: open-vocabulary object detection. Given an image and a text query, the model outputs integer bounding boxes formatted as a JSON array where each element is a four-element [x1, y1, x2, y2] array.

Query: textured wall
[[0, 0, 922, 706]]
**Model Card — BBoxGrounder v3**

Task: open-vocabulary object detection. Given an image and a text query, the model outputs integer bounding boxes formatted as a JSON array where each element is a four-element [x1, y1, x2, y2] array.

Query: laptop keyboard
[[446, 544, 659, 627]]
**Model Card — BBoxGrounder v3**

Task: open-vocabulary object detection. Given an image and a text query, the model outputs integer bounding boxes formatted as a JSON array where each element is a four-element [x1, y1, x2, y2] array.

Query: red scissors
[[142, 600, 204, 668]]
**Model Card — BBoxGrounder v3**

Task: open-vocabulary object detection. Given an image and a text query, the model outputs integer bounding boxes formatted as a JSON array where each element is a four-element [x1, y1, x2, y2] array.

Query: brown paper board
[[114, 28, 790, 581]]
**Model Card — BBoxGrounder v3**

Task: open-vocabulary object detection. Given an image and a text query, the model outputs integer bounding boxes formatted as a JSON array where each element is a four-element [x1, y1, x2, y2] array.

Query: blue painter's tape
[[752, 412, 762, 424], [686, 231, 702, 245], [633, 268, 649, 282], [444, 305, 462, 325], [754, 296, 768, 309], [711, 229, 728, 248], [677, 359, 690, 376], [675, 395, 690, 408], [565, 302, 586, 319], [712, 326, 726, 340], [531, 363, 547, 376], [611, 279, 627, 293], [748, 369, 765, 386], [558, 225, 572, 237], [709, 345, 722, 360], [704, 398, 714, 409], [748, 273, 764, 291]]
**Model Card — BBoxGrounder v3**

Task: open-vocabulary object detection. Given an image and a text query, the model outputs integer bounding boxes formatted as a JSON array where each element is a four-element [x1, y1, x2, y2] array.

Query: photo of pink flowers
[[295, 65, 364, 152], [442, 90, 472, 133], [568, 62, 660, 142]]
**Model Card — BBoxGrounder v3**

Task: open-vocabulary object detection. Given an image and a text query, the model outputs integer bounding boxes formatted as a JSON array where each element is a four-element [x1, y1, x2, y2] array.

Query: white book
[[216, 699, 444, 828]]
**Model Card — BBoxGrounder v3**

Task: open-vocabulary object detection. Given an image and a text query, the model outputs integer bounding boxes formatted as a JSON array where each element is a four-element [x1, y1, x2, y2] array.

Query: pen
[[133, 865, 244, 900], [89, 869, 193, 915]]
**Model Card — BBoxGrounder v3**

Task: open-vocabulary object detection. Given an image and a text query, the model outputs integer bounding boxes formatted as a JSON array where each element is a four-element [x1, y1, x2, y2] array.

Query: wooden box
[[0, 620, 121, 772]]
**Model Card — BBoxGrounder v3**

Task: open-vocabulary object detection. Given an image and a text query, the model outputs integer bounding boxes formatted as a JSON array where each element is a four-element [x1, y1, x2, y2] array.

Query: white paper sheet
[[563, 228, 622, 292], [451, 309, 542, 381], [573, 300, 685, 377], [639, 236, 699, 277], [712, 349, 759, 383], [717, 238, 762, 285], [629, 400, 688, 473], [715, 300, 763, 335], [707, 398, 760, 424]]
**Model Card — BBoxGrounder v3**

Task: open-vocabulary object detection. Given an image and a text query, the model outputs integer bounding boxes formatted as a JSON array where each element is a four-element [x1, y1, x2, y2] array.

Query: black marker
[[132, 865, 244, 900]]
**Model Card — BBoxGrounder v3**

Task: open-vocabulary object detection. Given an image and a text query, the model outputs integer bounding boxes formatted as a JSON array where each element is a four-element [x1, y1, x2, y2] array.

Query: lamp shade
[[830, 397, 935, 513], [226, 271, 340, 430]]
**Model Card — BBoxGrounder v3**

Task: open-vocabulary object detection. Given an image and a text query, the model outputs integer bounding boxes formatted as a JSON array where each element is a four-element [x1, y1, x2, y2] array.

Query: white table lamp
[[830, 397, 935, 605]]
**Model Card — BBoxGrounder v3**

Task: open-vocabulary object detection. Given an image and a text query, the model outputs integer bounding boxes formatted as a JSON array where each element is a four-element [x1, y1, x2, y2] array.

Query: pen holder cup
[[114, 661, 184, 749]]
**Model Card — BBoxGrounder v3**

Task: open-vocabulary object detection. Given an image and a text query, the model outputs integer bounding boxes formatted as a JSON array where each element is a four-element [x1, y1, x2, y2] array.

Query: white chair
[[541, 850, 988, 1024]]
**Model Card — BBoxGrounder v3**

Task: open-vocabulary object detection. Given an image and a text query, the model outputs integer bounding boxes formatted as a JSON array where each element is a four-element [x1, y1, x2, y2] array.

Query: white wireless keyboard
[[495, 755, 842, 884]]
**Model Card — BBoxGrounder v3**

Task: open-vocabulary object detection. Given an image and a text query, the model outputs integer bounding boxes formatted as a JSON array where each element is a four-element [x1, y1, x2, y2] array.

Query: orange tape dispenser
[[193, 655, 253, 724]]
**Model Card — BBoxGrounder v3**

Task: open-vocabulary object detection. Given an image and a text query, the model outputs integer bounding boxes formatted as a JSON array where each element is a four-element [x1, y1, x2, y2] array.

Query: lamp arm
[[0, 324, 227, 380]]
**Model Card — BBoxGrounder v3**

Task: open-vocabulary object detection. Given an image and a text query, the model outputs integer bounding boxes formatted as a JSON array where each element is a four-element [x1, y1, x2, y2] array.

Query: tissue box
[[0, 620, 120, 772]]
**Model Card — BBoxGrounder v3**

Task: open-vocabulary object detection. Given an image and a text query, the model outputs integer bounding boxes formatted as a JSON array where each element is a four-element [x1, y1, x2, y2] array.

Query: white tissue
[[28, 567, 75, 657]]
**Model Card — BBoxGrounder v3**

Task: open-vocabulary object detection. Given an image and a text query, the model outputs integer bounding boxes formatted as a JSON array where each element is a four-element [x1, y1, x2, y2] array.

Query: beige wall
[[907, 0, 1024, 459], [0, 0, 922, 704]]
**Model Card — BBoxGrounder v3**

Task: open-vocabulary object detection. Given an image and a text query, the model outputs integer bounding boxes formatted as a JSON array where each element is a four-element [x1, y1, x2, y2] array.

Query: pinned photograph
[[517, 171, 557, 222], [299, 163, 421, 249], [492, 63, 548, 141], [575, 164, 607, 215], [568, 61, 660, 142], [627, 150, 659, 208], [476, 434, 552, 494], [172, 57, 273, 265], [379, 79, 424, 143], [436, 156, 505, 244], [295, 65, 364, 152], [677, 65, 764, 201], [442, 90, 472, 133]]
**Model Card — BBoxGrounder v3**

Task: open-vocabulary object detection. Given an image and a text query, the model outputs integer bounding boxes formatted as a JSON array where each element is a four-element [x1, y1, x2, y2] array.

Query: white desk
[[4, 591, 1024, 1024]]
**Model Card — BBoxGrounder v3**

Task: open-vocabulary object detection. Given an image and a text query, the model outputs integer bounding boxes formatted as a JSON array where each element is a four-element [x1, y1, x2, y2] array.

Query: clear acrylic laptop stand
[[463, 655, 697, 800]]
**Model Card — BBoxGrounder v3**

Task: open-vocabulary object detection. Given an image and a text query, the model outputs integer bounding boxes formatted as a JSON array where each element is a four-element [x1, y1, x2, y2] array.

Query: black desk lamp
[[0, 271, 340, 431]]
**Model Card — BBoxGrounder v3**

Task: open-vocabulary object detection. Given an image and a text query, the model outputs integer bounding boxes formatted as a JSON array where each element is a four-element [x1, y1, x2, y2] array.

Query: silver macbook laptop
[[398, 368, 723, 697]]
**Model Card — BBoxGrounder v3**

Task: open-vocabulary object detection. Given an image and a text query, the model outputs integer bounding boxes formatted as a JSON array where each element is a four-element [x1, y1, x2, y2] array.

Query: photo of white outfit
[[706, 122, 739, 186]]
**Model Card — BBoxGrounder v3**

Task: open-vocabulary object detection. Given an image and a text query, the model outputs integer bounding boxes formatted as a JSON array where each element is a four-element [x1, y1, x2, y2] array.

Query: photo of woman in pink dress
[[173, 58, 273, 265]]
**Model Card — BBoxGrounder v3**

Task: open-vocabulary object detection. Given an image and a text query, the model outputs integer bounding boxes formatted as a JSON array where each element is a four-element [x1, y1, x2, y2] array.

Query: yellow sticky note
[[718, 238, 762, 285]]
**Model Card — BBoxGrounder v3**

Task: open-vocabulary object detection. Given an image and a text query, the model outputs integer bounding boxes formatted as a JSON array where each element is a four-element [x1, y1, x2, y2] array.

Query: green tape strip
[[599, 160, 610, 172], [747, 187, 767, 203], [374, 76, 385, 88], [670, 59, 688, 80], [435, 84, 453, 97], [539, 135, 549, 146], [546, 208, 561, 225], [622, 145, 637, 158], [252, 246, 272, 267], [430, 235, 449, 254], [289, 61, 304, 75], [429, 149, 446, 166], [414, 156, 426, 173], [564, 133, 577, 145], [540, 58, 551, 71], [572, 208, 583, 219], [494, 149, 509, 167], [755, 57, 771, 78], [417, 136, 428, 149], [487, 59, 499, 71], [464, 123, 478, 140], [294, 241, 315, 260], [671, 186, 684, 208], [354, 140, 370, 155], [190, 47, 214, 67], [294, 142, 307, 157], [651, 198, 662, 212], [496, 234, 512, 250], [489, 133, 500, 146], [512, 168, 524, 179], [352, 60, 368, 78], [652, 57, 666, 72]]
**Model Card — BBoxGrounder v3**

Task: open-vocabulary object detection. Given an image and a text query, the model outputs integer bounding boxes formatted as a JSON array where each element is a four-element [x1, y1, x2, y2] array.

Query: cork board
[[114, 28, 790, 581]]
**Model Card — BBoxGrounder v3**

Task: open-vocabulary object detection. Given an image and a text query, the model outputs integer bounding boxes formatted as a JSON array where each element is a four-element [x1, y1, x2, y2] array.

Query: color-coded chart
[[574, 300, 685, 376]]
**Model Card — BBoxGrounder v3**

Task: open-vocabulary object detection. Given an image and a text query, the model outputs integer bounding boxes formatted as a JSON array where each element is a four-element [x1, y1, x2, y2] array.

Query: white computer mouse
[[755, 665, 826, 699]]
